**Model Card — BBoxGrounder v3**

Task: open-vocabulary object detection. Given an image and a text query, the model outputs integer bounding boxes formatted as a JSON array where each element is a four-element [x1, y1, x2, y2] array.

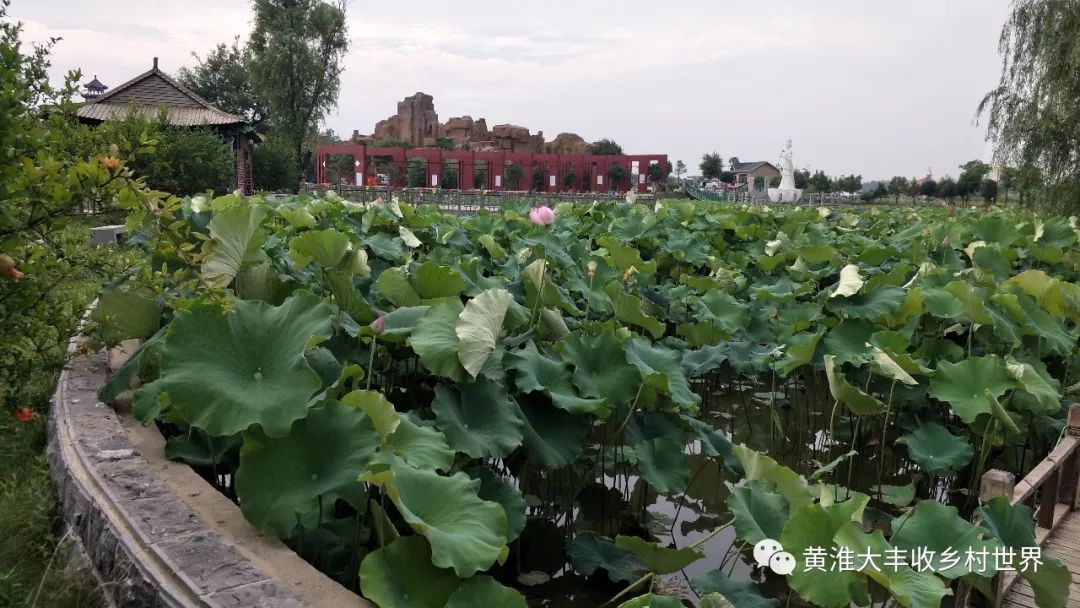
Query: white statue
[[768, 139, 803, 203]]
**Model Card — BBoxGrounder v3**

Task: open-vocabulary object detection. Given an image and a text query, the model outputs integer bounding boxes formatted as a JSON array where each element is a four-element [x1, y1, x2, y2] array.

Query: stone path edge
[[47, 332, 368, 608]]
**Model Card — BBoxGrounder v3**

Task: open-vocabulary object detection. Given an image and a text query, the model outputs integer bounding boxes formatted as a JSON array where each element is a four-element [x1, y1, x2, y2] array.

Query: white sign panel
[[597, 175, 604, 185], [431, 174, 438, 187], [639, 174, 646, 184], [495, 175, 502, 187], [549, 175, 556, 187]]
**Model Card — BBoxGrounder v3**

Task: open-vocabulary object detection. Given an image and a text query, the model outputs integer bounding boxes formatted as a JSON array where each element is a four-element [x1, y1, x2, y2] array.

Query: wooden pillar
[[1061, 404, 1080, 508]]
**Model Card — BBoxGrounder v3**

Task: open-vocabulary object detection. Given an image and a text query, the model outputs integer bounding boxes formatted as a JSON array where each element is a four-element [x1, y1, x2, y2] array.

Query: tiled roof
[[731, 161, 773, 173], [85, 76, 107, 90], [76, 62, 245, 127]]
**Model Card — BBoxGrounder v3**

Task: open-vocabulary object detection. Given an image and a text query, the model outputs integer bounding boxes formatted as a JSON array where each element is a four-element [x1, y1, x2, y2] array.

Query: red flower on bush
[[13, 407, 33, 422], [102, 156, 120, 169]]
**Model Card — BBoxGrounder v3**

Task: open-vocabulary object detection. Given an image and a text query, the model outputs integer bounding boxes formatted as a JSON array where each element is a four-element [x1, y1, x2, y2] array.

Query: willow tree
[[248, 0, 349, 174], [979, 0, 1080, 209]]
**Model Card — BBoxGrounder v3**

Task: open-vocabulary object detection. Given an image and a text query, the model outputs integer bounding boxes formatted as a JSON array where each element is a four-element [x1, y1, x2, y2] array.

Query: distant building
[[75, 58, 255, 194], [914, 168, 934, 185], [82, 76, 107, 100], [730, 161, 780, 192]]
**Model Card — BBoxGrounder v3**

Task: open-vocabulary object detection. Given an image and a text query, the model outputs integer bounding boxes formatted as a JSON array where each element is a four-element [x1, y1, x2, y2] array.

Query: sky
[[13, 0, 1013, 181]]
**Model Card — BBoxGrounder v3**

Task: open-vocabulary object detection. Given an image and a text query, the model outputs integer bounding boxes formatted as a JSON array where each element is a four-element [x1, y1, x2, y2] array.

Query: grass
[[0, 214, 133, 608]]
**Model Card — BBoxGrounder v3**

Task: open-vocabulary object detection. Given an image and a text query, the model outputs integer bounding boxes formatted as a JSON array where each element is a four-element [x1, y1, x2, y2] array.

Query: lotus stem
[[366, 337, 376, 390], [877, 380, 898, 500], [601, 573, 652, 608]]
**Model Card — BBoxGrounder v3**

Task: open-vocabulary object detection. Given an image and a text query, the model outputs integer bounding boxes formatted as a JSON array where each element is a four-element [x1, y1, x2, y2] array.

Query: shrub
[[254, 133, 300, 192]]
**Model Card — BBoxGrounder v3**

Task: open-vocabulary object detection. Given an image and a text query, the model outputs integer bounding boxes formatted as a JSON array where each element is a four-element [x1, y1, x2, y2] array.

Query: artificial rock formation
[[360, 93, 590, 153]]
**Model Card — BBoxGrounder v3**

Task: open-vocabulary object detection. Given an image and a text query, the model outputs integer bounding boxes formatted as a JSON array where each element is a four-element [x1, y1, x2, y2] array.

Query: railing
[[299, 185, 657, 214], [978, 404, 1080, 606]]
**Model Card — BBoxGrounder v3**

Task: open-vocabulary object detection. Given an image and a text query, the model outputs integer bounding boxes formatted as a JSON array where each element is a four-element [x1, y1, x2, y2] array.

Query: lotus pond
[[94, 194, 1080, 607]]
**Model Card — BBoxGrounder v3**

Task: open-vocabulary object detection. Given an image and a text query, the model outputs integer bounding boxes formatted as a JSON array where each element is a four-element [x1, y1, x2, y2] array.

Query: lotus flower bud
[[109, 143, 119, 156], [587, 260, 597, 278], [528, 206, 555, 226], [623, 266, 637, 283], [371, 316, 385, 335], [0, 254, 22, 281], [941, 236, 950, 248], [189, 196, 207, 213]]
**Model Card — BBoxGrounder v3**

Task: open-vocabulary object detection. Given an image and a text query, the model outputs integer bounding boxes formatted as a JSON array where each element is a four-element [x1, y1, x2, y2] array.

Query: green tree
[[1015, 162, 1043, 204], [874, 182, 888, 200], [406, 158, 427, 187], [504, 163, 524, 189], [979, 0, 1080, 209], [699, 152, 723, 180], [980, 178, 999, 203], [607, 164, 627, 190], [372, 138, 414, 149], [957, 160, 990, 202], [1000, 166, 1018, 203], [588, 139, 623, 155], [938, 177, 959, 200], [647, 162, 665, 183], [177, 37, 267, 130], [835, 174, 863, 193], [794, 169, 810, 190], [808, 170, 831, 192], [753, 175, 765, 191], [253, 133, 299, 191], [435, 136, 455, 151], [675, 160, 686, 180], [919, 179, 938, 197], [248, 0, 349, 174], [887, 176, 910, 203], [719, 170, 736, 184]]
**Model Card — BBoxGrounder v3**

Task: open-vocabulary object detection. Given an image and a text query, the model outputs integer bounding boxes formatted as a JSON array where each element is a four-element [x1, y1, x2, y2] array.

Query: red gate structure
[[315, 144, 667, 194]]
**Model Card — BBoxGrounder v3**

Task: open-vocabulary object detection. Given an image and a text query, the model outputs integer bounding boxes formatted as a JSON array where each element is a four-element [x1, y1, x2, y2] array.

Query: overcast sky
[[14, 0, 1012, 180]]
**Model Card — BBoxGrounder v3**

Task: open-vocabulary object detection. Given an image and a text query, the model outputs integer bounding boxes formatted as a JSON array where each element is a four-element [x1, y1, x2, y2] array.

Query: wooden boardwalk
[[989, 406, 1080, 607], [1002, 509, 1080, 607]]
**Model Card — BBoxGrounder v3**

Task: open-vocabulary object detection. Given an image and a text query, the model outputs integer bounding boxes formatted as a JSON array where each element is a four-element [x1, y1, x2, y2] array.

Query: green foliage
[[177, 36, 267, 129], [504, 163, 524, 190], [588, 138, 623, 155], [253, 132, 300, 191], [699, 152, 723, 180], [435, 136, 454, 150], [980, 0, 1080, 209], [248, 0, 349, 171]]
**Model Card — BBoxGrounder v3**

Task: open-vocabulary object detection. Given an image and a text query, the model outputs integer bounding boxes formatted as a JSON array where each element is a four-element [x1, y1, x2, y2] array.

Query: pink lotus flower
[[8, 267, 23, 281], [528, 206, 555, 227], [941, 236, 950, 248], [371, 316, 385, 335]]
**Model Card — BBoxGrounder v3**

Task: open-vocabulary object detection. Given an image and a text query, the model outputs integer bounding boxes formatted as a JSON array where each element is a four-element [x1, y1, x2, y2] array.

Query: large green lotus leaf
[[365, 232, 405, 260], [694, 291, 750, 336], [625, 337, 700, 409], [890, 500, 1001, 578], [566, 535, 645, 583], [147, 291, 331, 437], [362, 454, 507, 577], [732, 445, 812, 511], [928, 356, 1016, 423], [380, 305, 430, 339], [824, 355, 886, 415], [562, 330, 641, 407], [691, 570, 778, 608], [876, 481, 916, 507], [598, 235, 657, 275], [164, 429, 241, 468], [1022, 559, 1072, 608], [376, 267, 421, 307], [339, 389, 399, 443], [613, 535, 703, 574], [975, 496, 1036, 548], [358, 537, 461, 608], [432, 380, 523, 458], [408, 299, 466, 381], [903, 422, 973, 474], [288, 228, 350, 268], [1010, 294, 1076, 356], [776, 331, 822, 375], [386, 411, 454, 472], [780, 497, 871, 608], [278, 205, 316, 228], [456, 288, 512, 378], [508, 341, 608, 417], [202, 204, 267, 288], [830, 264, 865, 298], [884, 287, 924, 327], [824, 319, 875, 365], [634, 436, 690, 494], [515, 395, 589, 468], [605, 281, 665, 339], [445, 575, 527, 608], [92, 286, 161, 346], [410, 260, 465, 300], [681, 345, 728, 378], [1006, 356, 1061, 415], [944, 280, 992, 324], [235, 400, 378, 538], [470, 467, 526, 542], [870, 346, 919, 385], [921, 287, 965, 319], [833, 522, 952, 608], [326, 271, 375, 323], [727, 483, 788, 545], [237, 260, 296, 304], [826, 286, 906, 320], [617, 594, 686, 608]]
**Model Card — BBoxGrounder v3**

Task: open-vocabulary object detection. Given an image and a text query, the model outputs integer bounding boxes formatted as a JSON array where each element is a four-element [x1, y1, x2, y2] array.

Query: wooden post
[[1038, 468, 1060, 529], [979, 470, 1016, 608], [1061, 405, 1080, 509]]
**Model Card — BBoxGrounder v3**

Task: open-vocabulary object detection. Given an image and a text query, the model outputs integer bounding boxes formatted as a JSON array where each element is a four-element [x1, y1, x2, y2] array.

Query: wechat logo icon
[[753, 539, 797, 575]]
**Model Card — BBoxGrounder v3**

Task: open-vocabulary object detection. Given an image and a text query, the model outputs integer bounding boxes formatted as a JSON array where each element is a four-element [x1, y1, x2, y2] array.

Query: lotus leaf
[[470, 467, 527, 542], [385, 411, 454, 471], [202, 204, 267, 288], [431, 379, 523, 458], [456, 288, 512, 377], [928, 356, 1016, 423], [358, 537, 461, 608], [235, 400, 379, 537], [562, 330, 641, 407], [566, 534, 645, 583], [289, 228, 350, 268], [140, 291, 331, 437], [362, 454, 507, 577], [780, 496, 871, 608], [732, 445, 813, 511], [445, 575, 527, 608], [890, 500, 1001, 578], [690, 571, 779, 608], [903, 423, 973, 474], [408, 299, 466, 381], [617, 594, 686, 608], [92, 286, 160, 346], [508, 341, 608, 417], [824, 355, 886, 415], [727, 483, 788, 544], [625, 337, 700, 409], [515, 395, 589, 467]]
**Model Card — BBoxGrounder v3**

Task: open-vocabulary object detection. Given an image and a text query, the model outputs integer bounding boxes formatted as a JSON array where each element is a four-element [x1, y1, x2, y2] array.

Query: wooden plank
[[1012, 437, 1080, 504]]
